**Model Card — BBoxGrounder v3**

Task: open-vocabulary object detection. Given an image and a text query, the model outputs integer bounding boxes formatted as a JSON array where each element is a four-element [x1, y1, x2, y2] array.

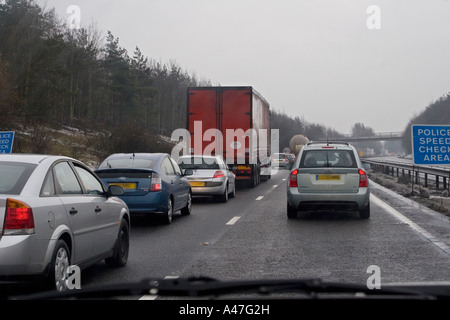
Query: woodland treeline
[[1, 0, 446, 157], [272, 92, 450, 155], [0, 0, 211, 140], [0, 0, 355, 155], [402, 93, 450, 154]]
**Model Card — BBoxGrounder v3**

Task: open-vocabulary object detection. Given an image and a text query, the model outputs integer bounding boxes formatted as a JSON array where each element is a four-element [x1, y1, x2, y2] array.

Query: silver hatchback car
[[178, 155, 236, 202], [0, 154, 130, 292], [286, 142, 370, 219]]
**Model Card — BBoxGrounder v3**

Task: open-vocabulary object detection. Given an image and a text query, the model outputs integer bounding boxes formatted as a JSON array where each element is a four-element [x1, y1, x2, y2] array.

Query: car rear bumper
[[287, 187, 370, 211], [191, 183, 226, 196], [119, 192, 167, 214], [273, 162, 287, 167], [0, 235, 50, 276]]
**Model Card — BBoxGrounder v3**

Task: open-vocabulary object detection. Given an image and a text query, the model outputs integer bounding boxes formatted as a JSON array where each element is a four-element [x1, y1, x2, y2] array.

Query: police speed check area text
[[0, 131, 15, 154], [412, 125, 450, 165]]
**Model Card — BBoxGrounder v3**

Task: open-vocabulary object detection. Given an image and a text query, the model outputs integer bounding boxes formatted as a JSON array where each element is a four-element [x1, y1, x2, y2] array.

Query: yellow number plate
[[316, 174, 341, 181], [190, 181, 205, 187], [110, 183, 137, 190]]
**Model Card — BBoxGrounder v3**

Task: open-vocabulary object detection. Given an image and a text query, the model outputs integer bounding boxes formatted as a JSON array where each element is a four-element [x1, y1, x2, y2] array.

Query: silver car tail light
[[3, 199, 35, 235], [289, 169, 299, 188], [213, 171, 225, 179], [359, 169, 368, 188]]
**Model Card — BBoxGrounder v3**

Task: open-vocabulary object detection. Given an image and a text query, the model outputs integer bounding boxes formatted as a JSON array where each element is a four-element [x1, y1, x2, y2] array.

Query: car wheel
[[219, 185, 228, 202], [359, 203, 370, 219], [181, 192, 192, 216], [105, 218, 129, 267], [48, 239, 71, 292], [165, 197, 173, 224], [287, 202, 297, 219], [229, 183, 236, 198]]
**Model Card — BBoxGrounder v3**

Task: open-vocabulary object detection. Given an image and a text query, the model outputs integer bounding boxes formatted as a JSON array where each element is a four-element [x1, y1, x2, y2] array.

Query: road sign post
[[0, 131, 15, 154], [412, 125, 450, 165]]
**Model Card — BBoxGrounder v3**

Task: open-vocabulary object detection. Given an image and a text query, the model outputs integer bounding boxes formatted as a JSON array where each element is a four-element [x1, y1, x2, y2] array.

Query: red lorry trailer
[[186, 86, 271, 187]]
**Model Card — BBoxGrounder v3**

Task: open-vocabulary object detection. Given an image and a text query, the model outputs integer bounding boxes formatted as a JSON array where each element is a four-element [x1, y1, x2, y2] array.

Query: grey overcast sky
[[38, 0, 450, 134]]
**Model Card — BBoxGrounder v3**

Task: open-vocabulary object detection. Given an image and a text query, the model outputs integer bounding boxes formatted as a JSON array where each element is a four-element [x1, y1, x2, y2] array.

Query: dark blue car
[[95, 153, 192, 224]]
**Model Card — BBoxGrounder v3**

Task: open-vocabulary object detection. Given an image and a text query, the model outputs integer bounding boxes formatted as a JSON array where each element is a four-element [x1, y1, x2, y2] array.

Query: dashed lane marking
[[226, 216, 241, 225]]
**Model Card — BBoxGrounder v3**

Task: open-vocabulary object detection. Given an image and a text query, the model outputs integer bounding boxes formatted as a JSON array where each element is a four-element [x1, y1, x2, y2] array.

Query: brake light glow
[[213, 171, 225, 179], [150, 173, 162, 191], [3, 199, 35, 235], [289, 169, 299, 187], [359, 169, 368, 188]]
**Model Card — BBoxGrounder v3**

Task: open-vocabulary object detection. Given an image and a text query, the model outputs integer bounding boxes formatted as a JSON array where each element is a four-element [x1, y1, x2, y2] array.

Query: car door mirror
[[108, 185, 124, 196], [183, 169, 193, 176]]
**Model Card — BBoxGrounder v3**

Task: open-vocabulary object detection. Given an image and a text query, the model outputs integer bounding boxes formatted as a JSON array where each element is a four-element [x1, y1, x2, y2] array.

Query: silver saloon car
[[286, 142, 370, 219], [0, 154, 130, 292], [178, 155, 236, 202]]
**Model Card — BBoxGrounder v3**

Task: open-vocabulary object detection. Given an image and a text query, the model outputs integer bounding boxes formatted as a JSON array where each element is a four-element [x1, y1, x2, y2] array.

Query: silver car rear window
[[300, 150, 357, 168], [274, 153, 287, 159], [178, 157, 220, 170], [0, 162, 37, 195]]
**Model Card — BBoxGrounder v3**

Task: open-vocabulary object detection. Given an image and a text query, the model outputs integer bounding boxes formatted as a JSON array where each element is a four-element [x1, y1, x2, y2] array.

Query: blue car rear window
[[98, 158, 157, 169]]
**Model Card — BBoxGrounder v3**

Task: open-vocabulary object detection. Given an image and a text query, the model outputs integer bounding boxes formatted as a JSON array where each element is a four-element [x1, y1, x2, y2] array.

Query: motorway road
[[76, 169, 450, 298]]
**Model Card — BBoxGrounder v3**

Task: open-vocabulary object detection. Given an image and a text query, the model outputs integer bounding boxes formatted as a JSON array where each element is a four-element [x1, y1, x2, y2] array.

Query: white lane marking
[[139, 276, 179, 300], [272, 184, 278, 188], [256, 196, 264, 201], [371, 195, 450, 257], [282, 178, 286, 181], [226, 216, 241, 225]]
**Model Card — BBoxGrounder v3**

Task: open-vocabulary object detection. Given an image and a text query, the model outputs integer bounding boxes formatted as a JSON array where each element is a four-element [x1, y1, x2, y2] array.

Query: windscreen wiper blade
[[9, 277, 446, 300]]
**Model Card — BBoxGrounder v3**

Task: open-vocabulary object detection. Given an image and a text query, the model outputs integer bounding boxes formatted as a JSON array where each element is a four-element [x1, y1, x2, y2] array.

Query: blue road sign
[[412, 125, 450, 165], [0, 131, 15, 154]]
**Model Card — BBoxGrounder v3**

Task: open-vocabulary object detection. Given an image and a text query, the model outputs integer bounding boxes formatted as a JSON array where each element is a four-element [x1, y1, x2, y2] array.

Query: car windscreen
[[178, 157, 220, 170], [98, 158, 157, 169], [0, 162, 37, 195], [300, 150, 357, 168]]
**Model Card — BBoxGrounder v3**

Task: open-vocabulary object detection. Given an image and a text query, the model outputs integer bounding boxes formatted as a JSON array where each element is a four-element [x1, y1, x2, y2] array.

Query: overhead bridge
[[328, 132, 404, 142]]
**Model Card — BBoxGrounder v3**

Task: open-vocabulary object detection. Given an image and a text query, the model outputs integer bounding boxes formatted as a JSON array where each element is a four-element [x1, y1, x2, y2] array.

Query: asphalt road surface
[[71, 169, 450, 299], [10, 169, 450, 299]]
